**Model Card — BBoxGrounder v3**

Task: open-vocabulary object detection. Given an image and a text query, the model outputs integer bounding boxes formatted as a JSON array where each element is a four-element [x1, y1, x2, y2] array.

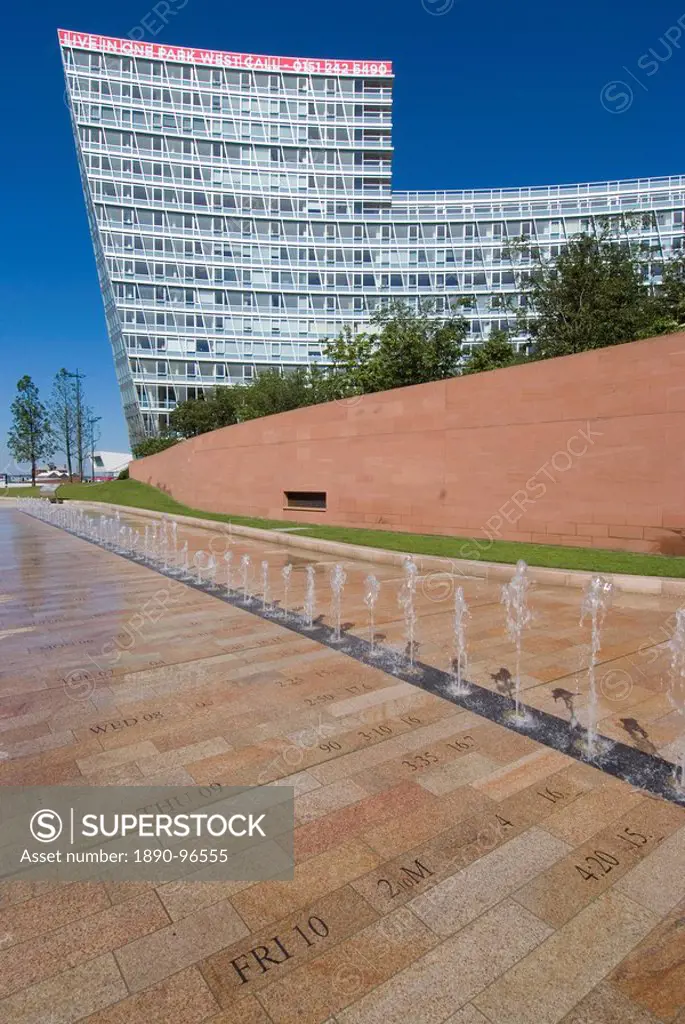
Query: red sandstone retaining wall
[[131, 333, 685, 555]]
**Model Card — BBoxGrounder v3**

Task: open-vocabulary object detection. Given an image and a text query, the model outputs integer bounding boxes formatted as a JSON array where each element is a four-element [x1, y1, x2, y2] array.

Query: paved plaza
[[1, 505, 684, 1024]]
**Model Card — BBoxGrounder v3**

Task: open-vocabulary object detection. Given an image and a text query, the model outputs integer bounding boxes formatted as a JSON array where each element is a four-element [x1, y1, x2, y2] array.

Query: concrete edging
[[66, 499, 685, 597]]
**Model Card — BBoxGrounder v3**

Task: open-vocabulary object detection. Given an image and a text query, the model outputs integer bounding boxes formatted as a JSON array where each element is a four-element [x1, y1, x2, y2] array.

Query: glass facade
[[60, 30, 685, 443]]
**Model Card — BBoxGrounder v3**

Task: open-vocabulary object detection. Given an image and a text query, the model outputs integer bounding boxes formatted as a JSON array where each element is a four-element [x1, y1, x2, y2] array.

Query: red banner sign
[[58, 29, 393, 77]]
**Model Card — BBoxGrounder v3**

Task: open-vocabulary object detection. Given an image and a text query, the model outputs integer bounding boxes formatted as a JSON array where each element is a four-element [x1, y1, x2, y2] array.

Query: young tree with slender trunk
[[7, 377, 55, 486], [50, 368, 76, 481], [70, 369, 87, 481]]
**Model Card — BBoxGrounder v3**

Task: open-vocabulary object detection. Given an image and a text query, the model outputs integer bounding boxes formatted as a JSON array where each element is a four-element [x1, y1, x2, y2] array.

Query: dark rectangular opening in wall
[[284, 491, 327, 511]]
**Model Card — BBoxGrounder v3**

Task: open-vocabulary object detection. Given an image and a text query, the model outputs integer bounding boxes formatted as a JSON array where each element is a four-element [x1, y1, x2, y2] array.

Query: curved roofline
[[392, 175, 685, 202], [57, 29, 393, 77]]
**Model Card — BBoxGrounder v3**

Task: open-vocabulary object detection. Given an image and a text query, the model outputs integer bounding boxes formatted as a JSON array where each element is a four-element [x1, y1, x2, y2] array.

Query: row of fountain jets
[[18, 499, 685, 780]]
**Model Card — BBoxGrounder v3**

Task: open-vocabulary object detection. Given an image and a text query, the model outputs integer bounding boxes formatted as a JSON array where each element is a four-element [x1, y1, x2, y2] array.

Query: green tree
[[656, 251, 685, 331], [368, 300, 466, 389], [461, 330, 524, 375], [324, 300, 467, 396], [169, 395, 220, 438], [131, 435, 178, 458], [210, 385, 241, 428], [236, 369, 319, 422], [523, 233, 660, 358], [49, 368, 76, 481], [7, 376, 55, 486], [169, 386, 239, 438], [321, 326, 377, 397], [48, 369, 91, 480]]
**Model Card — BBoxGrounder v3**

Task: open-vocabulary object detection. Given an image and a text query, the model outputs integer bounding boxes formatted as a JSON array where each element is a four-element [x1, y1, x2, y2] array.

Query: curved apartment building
[[59, 29, 685, 442]]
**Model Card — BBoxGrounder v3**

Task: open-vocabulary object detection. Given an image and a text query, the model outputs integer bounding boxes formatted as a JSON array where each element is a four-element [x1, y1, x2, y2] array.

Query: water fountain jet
[[667, 607, 685, 791], [303, 565, 316, 628], [329, 564, 347, 642], [240, 554, 252, 602], [281, 564, 293, 619], [170, 520, 178, 569], [501, 560, 533, 725], [398, 558, 419, 668], [449, 585, 470, 696], [195, 550, 206, 585], [580, 574, 614, 758], [363, 574, 381, 654], [224, 550, 234, 594], [261, 560, 271, 611]]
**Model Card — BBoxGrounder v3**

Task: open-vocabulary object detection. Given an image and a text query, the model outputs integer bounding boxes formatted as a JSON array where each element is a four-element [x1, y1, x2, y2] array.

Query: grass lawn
[[10, 477, 681, 579], [0, 487, 42, 497]]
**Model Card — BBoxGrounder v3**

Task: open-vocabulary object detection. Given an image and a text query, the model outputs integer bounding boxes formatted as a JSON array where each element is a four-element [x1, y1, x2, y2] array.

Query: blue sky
[[2, 0, 684, 464]]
